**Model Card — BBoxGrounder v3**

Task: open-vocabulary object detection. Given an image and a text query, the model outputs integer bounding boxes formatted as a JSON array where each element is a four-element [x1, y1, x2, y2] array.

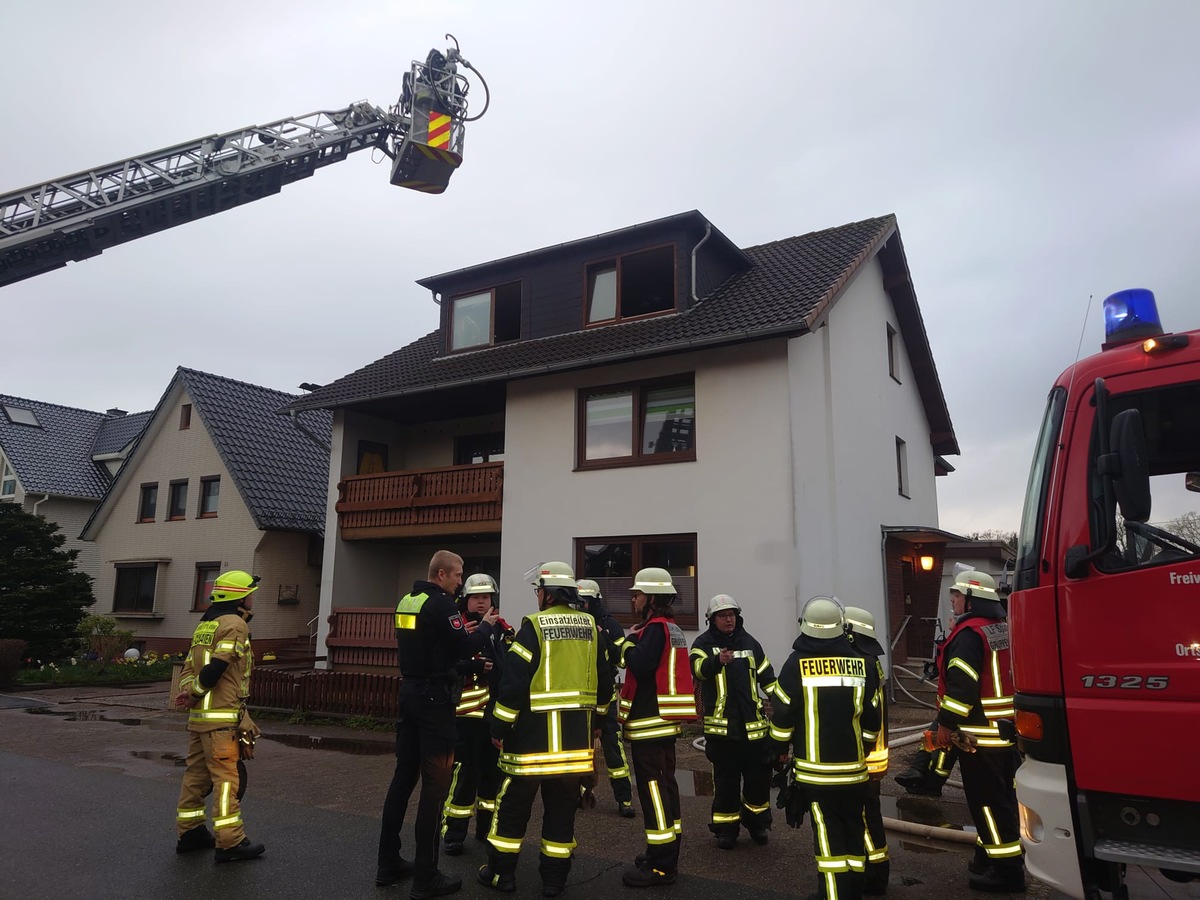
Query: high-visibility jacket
[[619, 615, 697, 741], [393, 579, 493, 680], [769, 633, 881, 789], [454, 615, 515, 717], [936, 614, 1015, 749], [490, 603, 613, 776], [690, 618, 777, 740], [178, 609, 252, 732]]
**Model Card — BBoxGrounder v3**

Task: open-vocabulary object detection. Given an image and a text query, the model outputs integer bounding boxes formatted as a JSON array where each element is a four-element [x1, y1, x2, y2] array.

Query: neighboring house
[[80, 368, 331, 657], [934, 538, 1016, 639], [287, 211, 960, 672], [0, 394, 150, 582]]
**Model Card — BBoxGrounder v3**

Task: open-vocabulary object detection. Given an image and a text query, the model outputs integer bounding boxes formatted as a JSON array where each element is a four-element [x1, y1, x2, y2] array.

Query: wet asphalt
[[0, 684, 1180, 900]]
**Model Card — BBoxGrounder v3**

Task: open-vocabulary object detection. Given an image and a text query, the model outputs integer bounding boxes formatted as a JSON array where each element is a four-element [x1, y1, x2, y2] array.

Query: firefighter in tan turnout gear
[[173, 570, 265, 862], [771, 597, 881, 900], [477, 562, 613, 898]]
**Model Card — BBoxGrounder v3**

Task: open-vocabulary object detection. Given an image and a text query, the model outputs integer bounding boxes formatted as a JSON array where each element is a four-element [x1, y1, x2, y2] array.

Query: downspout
[[690, 224, 713, 304], [429, 290, 441, 306], [33, 493, 51, 516]]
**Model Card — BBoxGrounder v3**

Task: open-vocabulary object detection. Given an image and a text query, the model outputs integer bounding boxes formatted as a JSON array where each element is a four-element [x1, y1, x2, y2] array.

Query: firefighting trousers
[[487, 774, 579, 889], [443, 715, 501, 843], [599, 705, 633, 804], [862, 779, 890, 891], [378, 680, 457, 882], [808, 785, 868, 900], [959, 747, 1023, 870], [176, 728, 245, 849], [631, 738, 682, 874], [704, 736, 772, 837]]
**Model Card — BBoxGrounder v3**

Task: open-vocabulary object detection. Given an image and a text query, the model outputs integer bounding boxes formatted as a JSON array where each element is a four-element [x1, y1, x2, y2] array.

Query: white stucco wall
[[789, 256, 941, 663], [501, 343, 797, 666]]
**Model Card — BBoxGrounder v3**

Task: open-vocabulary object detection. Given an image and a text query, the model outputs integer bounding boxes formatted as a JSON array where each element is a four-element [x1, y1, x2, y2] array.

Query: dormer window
[[1, 458, 16, 497], [449, 281, 522, 351], [586, 245, 676, 325]]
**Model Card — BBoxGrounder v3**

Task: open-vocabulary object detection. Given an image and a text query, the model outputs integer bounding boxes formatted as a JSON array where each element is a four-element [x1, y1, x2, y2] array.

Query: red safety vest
[[619, 616, 697, 738], [937, 615, 1015, 747]]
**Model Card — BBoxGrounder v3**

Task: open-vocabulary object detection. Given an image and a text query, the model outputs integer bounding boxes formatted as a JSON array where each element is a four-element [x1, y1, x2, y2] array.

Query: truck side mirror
[[1110, 409, 1151, 523], [1186, 473, 1200, 494]]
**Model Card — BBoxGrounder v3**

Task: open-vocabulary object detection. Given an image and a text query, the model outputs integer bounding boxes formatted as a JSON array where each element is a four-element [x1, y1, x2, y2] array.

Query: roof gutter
[[691, 224, 712, 304]]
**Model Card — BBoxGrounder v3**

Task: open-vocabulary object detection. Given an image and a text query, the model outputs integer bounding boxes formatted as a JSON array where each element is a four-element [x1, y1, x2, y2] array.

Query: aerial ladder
[[0, 36, 489, 288]]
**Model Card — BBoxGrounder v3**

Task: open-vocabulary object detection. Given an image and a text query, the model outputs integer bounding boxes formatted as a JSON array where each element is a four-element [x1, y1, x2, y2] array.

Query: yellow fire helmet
[[211, 570, 261, 603]]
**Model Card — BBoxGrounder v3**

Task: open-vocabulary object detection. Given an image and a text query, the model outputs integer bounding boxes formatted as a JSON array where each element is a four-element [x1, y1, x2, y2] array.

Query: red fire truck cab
[[1011, 289, 1200, 899]]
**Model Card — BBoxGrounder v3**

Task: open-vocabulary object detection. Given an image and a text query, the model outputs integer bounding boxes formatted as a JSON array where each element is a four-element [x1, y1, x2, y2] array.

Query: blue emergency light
[[1103, 288, 1164, 346]]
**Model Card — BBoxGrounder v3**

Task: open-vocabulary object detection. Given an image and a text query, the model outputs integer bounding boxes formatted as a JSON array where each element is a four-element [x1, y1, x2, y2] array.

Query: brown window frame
[[180, 403, 192, 430], [576, 375, 696, 470], [583, 243, 677, 327], [198, 476, 220, 518], [137, 483, 158, 523], [167, 479, 189, 521], [447, 281, 522, 353], [193, 562, 221, 612], [575, 533, 699, 630], [113, 563, 158, 615]]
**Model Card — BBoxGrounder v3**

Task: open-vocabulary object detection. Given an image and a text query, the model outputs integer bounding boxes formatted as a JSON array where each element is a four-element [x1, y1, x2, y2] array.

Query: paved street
[[0, 684, 1188, 899]]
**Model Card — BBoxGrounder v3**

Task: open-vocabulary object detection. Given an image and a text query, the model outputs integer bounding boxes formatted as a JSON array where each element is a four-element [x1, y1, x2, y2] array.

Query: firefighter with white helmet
[[690, 594, 779, 850], [936, 570, 1024, 892], [173, 570, 265, 862], [770, 596, 880, 899], [576, 578, 636, 818], [845, 605, 890, 895], [478, 562, 612, 897], [442, 573, 515, 856], [617, 567, 697, 888]]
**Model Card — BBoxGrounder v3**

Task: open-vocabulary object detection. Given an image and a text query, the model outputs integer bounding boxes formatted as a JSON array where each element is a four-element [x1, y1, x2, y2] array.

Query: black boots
[[477, 864, 517, 893], [376, 856, 416, 885], [175, 826, 215, 854], [214, 837, 265, 863], [409, 872, 463, 900], [622, 861, 676, 887], [968, 864, 1026, 893]]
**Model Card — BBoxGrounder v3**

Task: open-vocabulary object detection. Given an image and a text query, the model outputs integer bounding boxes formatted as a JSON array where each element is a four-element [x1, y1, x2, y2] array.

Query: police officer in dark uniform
[[377, 550, 498, 899]]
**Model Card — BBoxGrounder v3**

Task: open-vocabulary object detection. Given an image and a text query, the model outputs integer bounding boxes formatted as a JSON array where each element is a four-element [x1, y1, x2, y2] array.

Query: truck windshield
[[1096, 381, 1200, 571], [1015, 387, 1066, 590]]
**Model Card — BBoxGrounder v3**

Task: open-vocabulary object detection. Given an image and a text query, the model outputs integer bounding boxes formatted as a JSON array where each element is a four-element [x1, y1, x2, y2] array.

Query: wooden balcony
[[336, 461, 503, 540]]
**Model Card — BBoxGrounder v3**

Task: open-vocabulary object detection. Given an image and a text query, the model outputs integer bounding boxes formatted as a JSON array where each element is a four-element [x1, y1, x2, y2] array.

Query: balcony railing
[[336, 461, 503, 540]]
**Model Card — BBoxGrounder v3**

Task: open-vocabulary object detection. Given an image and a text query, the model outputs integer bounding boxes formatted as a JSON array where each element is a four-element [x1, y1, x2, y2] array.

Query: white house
[[287, 211, 959, 671]]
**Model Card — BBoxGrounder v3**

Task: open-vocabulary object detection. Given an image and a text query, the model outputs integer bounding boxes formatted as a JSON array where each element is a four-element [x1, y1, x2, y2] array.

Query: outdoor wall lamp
[[919, 555, 935, 572]]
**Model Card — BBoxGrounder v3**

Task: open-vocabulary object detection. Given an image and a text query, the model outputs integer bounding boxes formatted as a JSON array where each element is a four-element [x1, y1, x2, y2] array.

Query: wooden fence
[[250, 668, 400, 719]]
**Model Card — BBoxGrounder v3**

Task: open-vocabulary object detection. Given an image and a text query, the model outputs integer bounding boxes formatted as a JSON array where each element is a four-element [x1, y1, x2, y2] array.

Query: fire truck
[[1011, 289, 1200, 899], [0, 36, 489, 288]]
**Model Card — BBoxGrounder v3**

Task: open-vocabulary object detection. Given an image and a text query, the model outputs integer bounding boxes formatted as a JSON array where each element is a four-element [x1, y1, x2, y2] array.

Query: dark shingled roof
[[288, 215, 895, 413], [0, 394, 149, 498], [183, 369, 333, 533], [82, 369, 333, 538], [285, 213, 956, 455], [92, 411, 153, 455]]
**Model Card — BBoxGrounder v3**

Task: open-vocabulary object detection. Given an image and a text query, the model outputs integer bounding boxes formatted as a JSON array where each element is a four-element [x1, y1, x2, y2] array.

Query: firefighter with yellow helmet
[[617, 567, 697, 888], [442, 573, 515, 856], [575, 578, 636, 818], [770, 596, 880, 899], [173, 570, 265, 862], [937, 570, 1024, 892], [845, 605, 890, 895], [478, 562, 612, 898], [690, 593, 779, 850]]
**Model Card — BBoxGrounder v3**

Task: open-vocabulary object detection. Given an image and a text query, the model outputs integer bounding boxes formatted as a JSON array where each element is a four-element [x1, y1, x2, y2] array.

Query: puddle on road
[[24, 707, 142, 725], [259, 733, 393, 755]]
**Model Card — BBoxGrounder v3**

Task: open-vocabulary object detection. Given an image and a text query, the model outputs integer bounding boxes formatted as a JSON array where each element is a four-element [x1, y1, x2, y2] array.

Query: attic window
[[449, 281, 522, 351], [3, 405, 39, 427], [1, 458, 16, 497], [586, 245, 675, 325]]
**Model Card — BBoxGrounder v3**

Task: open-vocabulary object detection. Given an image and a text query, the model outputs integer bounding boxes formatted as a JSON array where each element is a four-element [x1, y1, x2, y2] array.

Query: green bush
[[0, 638, 27, 690], [76, 615, 135, 672]]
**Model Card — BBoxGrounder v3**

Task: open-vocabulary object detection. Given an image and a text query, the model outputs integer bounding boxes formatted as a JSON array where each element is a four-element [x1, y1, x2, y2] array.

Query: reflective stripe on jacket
[[619, 616, 697, 741]]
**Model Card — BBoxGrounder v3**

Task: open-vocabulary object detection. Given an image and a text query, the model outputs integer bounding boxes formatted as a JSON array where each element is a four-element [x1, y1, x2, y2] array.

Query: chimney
[[106, 408, 127, 417]]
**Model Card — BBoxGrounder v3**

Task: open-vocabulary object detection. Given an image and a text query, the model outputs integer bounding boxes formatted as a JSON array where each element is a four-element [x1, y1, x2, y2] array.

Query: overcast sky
[[4, 1, 1199, 536]]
